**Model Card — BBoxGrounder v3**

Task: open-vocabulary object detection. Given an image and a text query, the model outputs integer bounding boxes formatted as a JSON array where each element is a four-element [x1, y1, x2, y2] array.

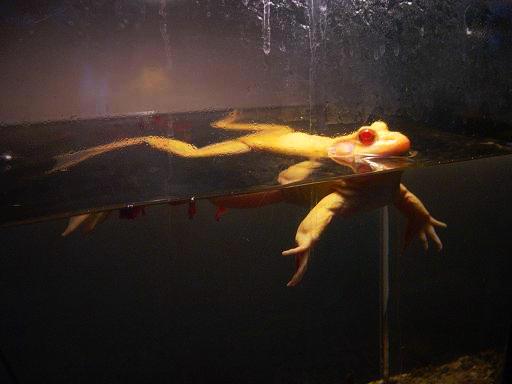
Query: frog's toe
[[419, 231, 429, 250], [432, 218, 447, 228], [282, 244, 308, 256], [62, 214, 91, 236], [426, 225, 443, 251], [286, 251, 310, 287], [403, 216, 446, 253]]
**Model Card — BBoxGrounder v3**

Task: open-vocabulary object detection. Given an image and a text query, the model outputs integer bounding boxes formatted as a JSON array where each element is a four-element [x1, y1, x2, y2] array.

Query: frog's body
[[212, 172, 402, 214], [211, 171, 443, 286], [57, 111, 445, 286]]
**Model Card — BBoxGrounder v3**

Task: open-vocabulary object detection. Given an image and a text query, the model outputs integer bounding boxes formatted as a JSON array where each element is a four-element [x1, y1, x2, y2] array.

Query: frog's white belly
[[336, 172, 402, 214], [283, 171, 402, 215]]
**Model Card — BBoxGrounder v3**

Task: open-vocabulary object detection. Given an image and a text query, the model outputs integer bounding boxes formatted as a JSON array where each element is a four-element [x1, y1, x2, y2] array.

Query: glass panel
[[386, 155, 512, 383], [1, 1, 511, 383]]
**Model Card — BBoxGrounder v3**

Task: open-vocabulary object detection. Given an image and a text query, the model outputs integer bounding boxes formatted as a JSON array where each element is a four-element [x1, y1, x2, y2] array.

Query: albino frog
[[55, 112, 446, 286]]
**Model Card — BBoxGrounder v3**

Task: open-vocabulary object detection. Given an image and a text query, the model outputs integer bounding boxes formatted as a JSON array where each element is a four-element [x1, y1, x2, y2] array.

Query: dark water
[[1, 108, 511, 226], [0, 110, 511, 383]]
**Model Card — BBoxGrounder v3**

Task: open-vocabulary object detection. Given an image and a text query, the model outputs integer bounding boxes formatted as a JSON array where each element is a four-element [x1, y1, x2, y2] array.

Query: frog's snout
[[395, 133, 411, 154], [368, 131, 411, 156]]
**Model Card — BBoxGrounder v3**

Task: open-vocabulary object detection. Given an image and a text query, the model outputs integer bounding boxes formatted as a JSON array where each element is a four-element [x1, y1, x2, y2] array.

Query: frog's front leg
[[394, 184, 447, 251], [282, 191, 345, 287], [277, 160, 323, 185]]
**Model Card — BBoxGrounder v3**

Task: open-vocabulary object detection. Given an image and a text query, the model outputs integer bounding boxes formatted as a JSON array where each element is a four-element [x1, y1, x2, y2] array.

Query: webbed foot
[[282, 250, 311, 287], [282, 236, 314, 287], [403, 215, 447, 252]]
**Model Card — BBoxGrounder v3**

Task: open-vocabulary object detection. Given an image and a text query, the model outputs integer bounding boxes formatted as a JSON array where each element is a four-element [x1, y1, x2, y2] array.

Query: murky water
[[1, 107, 510, 226]]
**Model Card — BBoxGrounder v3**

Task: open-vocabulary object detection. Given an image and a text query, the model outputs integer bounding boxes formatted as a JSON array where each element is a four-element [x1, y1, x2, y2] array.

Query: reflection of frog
[[57, 112, 446, 286]]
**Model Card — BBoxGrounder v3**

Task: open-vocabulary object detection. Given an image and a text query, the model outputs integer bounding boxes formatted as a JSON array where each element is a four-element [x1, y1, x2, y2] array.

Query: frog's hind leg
[[49, 137, 146, 173], [283, 191, 345, 287], [144, 136, 251, 157], [49, 134, 251, 173], [212, 110, 293, 133]]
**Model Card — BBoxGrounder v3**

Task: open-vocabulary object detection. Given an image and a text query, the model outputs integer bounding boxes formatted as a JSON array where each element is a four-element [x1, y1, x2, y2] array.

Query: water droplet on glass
[[159, 0, 172, 69], [263, 0, 271, 55], [1, 153, 13, 161]]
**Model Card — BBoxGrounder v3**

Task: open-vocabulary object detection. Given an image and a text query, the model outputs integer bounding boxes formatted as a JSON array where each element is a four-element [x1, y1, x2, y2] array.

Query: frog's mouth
[[327, 148, 417, 172]]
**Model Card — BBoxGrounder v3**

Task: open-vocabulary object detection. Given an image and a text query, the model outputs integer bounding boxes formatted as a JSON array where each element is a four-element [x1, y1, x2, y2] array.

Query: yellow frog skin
[[56, 112, 446, 286]]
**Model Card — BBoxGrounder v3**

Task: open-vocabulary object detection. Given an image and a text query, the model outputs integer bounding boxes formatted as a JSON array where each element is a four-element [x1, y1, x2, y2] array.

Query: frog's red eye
[[358, 128, 376, 146]]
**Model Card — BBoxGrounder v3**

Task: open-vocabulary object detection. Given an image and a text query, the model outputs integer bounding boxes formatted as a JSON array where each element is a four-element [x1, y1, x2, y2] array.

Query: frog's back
[[241, 131, 334, 158]]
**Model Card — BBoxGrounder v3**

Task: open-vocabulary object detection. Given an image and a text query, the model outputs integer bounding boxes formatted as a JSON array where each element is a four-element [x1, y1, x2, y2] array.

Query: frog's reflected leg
[[210, 190, 284, 209], [277, 160, 323, 185], [394, 184, 447, 251], [61, 211, 111, 236], [282, 192, 345, 287]]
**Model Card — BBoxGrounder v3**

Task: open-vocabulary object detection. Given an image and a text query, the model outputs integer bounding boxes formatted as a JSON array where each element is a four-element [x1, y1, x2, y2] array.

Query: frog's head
[[329, 121, 410, 160]]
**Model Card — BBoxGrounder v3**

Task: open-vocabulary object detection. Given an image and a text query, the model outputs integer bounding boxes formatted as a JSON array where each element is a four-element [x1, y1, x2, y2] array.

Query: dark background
[[1, 1, 512, 382]]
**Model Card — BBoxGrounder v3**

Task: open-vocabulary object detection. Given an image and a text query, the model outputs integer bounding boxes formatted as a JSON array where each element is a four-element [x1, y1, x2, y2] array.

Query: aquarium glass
[[0, 1, 511, 383]]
